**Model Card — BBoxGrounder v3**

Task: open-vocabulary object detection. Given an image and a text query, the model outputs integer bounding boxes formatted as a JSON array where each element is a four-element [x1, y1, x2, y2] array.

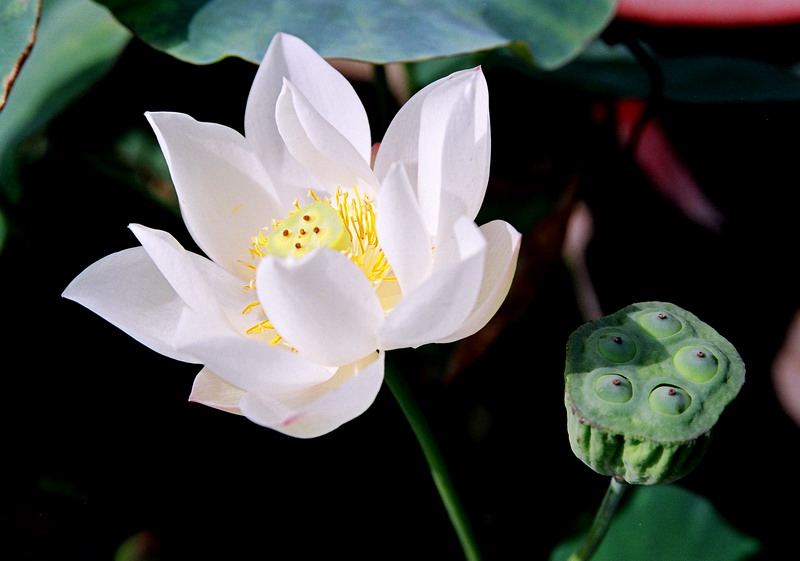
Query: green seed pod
[[564, 302, 744, 484], [266, 202, 350, 258]]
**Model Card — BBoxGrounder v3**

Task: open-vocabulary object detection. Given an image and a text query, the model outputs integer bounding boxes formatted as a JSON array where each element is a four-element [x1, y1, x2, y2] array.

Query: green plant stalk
[[568, 476, 629, 561], [383, 366, 482, 561]]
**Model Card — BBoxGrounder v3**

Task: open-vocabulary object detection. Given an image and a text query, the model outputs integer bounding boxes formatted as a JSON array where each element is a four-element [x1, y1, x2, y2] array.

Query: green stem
[[567, 476, 629, 561], [384, 365, 482, 561]]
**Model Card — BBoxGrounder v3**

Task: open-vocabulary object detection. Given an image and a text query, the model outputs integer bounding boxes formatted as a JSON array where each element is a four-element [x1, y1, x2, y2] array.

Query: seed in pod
[[564, 301, 745, 484]]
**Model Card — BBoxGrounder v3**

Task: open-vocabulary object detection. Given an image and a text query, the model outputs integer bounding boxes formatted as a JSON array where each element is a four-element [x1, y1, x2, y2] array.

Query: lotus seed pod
[[266, 202, 350, 258], [564, 302, 745, 485]]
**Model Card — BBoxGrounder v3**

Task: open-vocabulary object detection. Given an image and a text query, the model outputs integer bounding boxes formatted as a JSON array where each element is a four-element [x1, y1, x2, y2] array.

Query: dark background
[[3, 18, 800, 561]]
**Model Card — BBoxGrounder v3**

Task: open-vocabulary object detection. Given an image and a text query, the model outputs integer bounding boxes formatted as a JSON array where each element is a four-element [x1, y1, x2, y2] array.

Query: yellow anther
[[243, 187, 399, 346], [242, 302, 261, 314]]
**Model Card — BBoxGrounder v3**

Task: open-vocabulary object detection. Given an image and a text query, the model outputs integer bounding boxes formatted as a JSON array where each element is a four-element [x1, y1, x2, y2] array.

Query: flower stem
[[567, 476, 629, 561], [383, 364, 482, 561]]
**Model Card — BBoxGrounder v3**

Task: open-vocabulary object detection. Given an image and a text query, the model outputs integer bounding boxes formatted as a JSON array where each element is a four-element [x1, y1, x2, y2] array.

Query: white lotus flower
[[63, 33, 521, 438]]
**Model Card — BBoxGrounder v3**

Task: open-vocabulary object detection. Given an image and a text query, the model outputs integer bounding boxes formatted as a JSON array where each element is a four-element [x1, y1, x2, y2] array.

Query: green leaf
[[1, 0, 41, 112], [0, 0, 131, 201], [520, 39, 800, 103], [95, 0, 617, 69], [550, 484, 761, 561]]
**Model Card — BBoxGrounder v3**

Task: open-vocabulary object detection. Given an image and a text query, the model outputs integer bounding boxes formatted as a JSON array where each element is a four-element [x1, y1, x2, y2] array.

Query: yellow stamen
[[241, 302, 261, 314], [333, 186, 394, 284], [242, 187, 398, 346]]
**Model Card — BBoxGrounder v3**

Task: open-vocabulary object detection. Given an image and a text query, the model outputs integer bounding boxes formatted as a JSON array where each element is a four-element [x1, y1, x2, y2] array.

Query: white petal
[[421, 68, 491, 232], [175, 318, 334, 392], [129, 224, 249, 325], [436, 220, 521, 343], [374, 67, 490, 235], [62, 247, 198, 363], [239, 351, 384, 438], [380, 217, 486, 349], [375, 162, 432, 295], [373, 71, 439, 180], [145, 111, 280, 279], [275, 79, 379, 196], [245, 33, 372, 206], [256, 249, 384, 366], [189, 367, 244, 415]]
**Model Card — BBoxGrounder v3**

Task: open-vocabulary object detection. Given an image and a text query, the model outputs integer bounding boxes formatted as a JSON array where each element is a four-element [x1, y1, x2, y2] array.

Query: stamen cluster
[[243, 188, 394, 344]]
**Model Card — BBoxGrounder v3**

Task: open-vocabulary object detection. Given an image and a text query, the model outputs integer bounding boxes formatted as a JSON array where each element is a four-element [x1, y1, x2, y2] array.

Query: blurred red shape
[[617, 0, 800, 27]]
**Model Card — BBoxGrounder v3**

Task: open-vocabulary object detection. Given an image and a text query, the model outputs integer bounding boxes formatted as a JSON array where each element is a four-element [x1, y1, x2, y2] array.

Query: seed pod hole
[[649, 385, 692, 415], [594, 374, 633, 403], [674, 345, 719, 382], [597, 331, 637, 362], [638, 310, 682, 338]]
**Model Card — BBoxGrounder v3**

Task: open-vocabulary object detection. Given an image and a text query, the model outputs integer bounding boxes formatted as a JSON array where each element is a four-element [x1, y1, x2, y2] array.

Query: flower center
[[242, 188, 396, 345], [259, 200, 350, 258]]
